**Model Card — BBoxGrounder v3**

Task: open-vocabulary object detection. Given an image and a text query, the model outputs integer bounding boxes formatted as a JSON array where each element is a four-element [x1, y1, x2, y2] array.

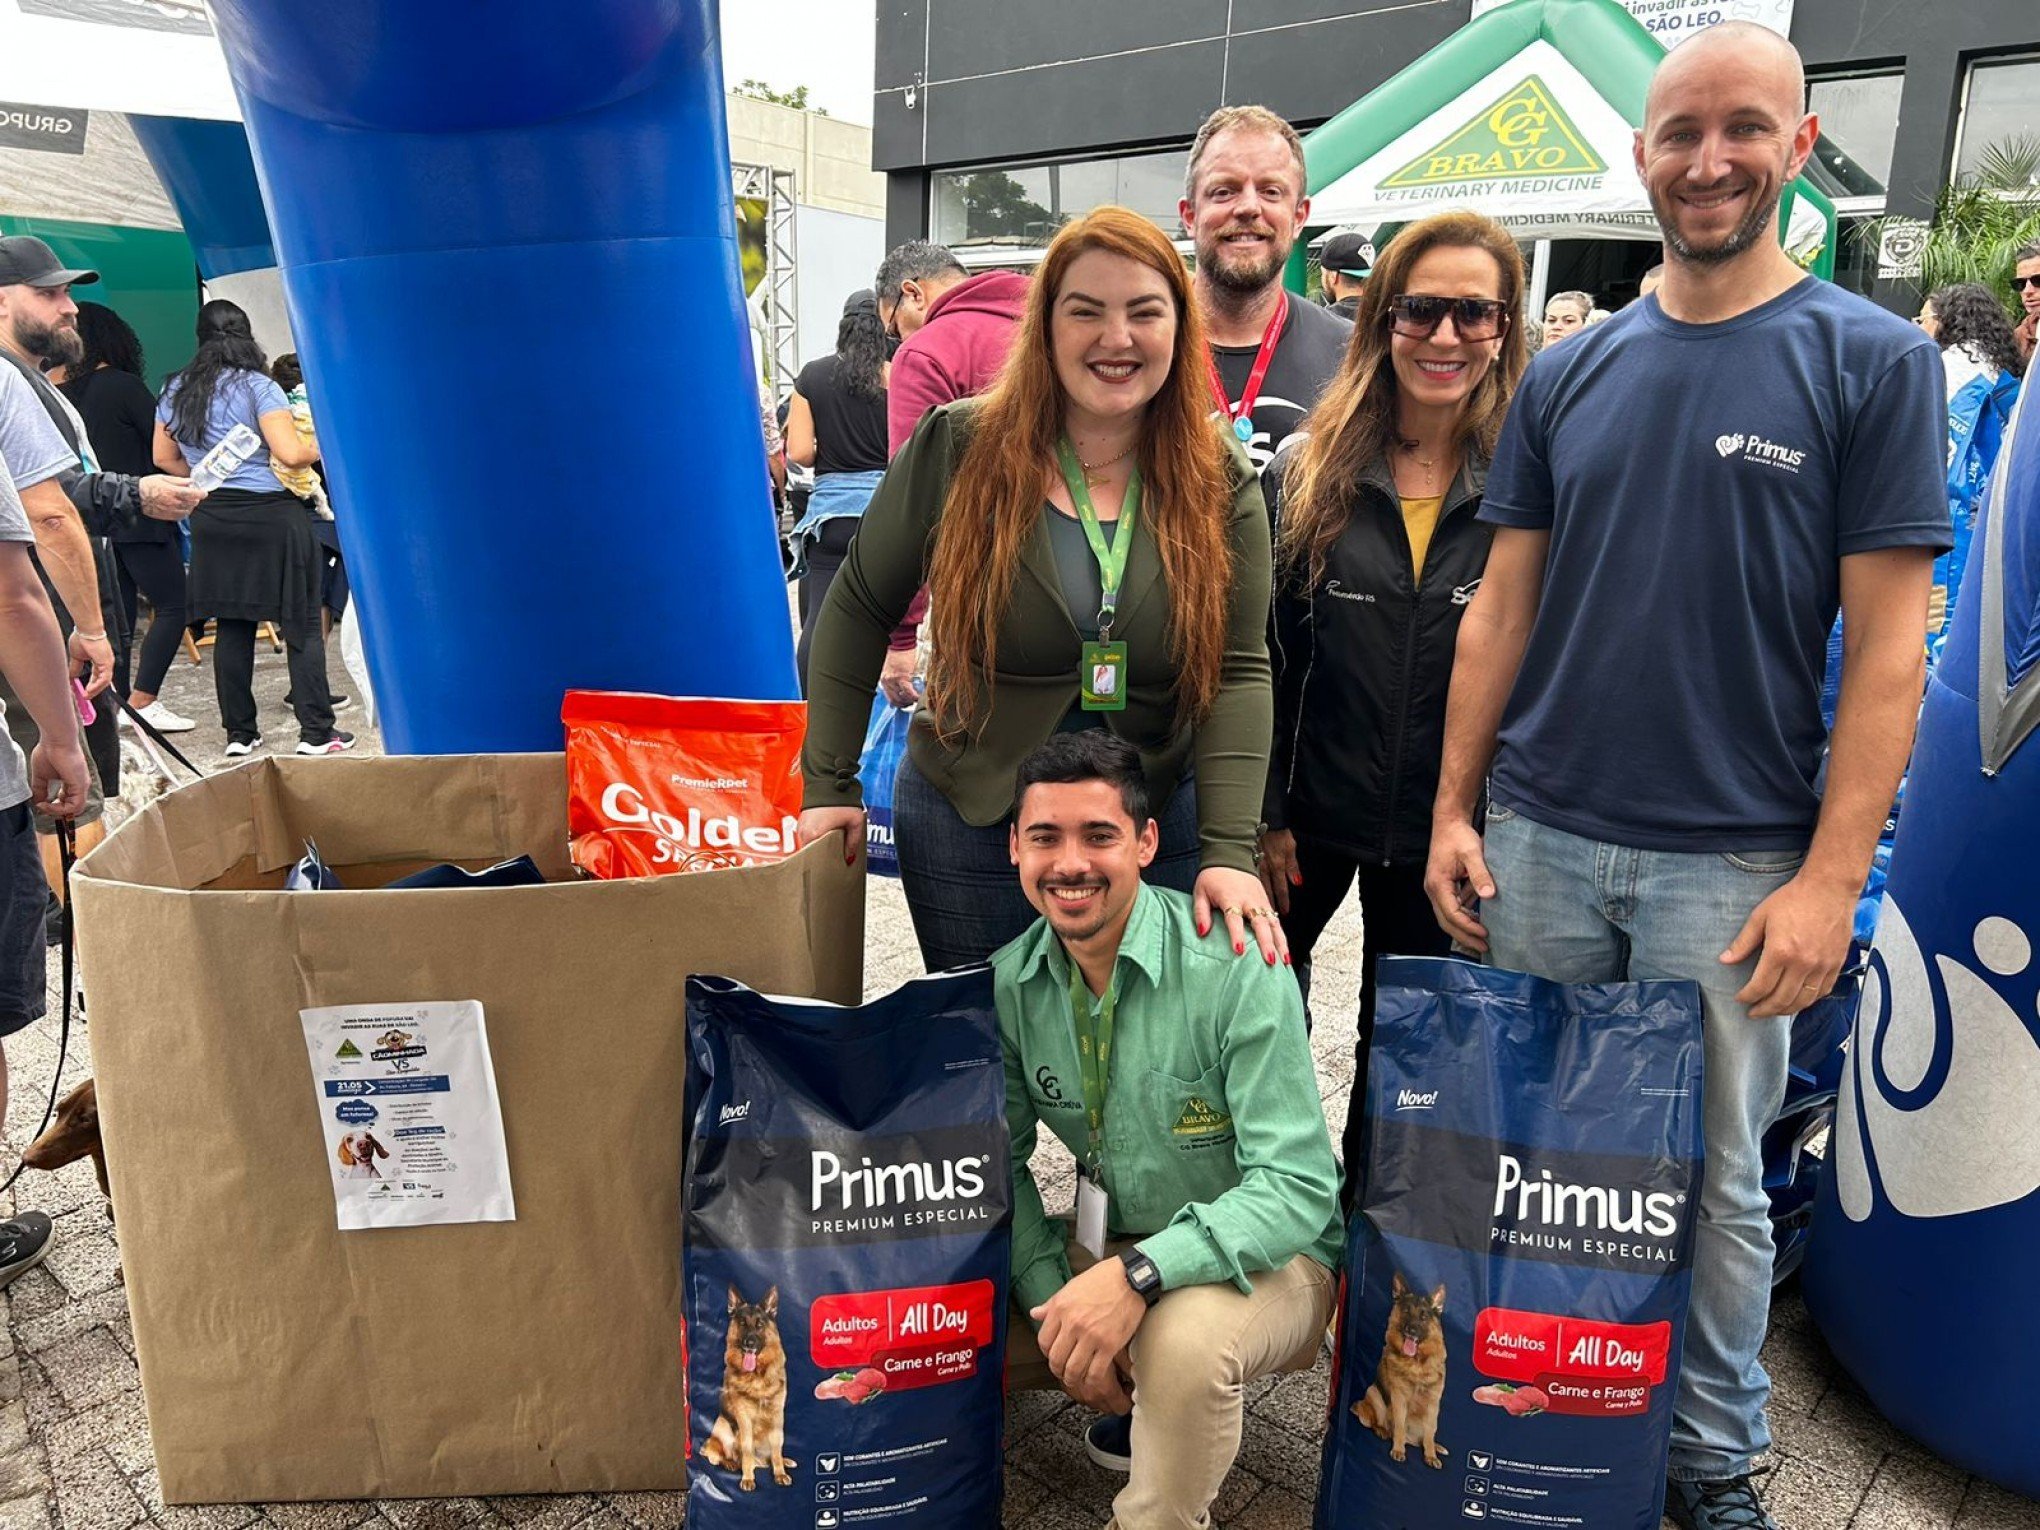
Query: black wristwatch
[[1119, 1248, 1164, 1306]]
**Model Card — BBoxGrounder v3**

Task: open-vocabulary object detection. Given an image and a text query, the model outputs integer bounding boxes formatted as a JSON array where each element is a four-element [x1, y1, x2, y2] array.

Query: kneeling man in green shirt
[[994, 731, 1344, 1528]]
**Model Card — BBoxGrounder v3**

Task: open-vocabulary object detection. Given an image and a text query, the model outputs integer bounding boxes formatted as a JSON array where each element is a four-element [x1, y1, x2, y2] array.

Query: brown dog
[[701, 1285, 797, 1491], [23, 1078, 109, 1208], [1353, 1272, 1449, 1469]]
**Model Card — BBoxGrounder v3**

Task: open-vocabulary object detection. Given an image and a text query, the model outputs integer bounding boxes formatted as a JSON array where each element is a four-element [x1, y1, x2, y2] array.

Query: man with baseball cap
[[1318, 230, 1376, 321], [0, 236, 205, 930]]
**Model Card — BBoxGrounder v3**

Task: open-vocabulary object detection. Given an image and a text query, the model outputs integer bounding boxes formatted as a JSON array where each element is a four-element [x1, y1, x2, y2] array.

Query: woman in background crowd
[[799, 205, 1282, 971], [154, 301, 350, 756], [1260, 210, 1529, 1209], [1541, 290, 1592, 343], [1917, 282, 2026, 399], [785, 290, 890, 691], [59, 302, 194, 732]]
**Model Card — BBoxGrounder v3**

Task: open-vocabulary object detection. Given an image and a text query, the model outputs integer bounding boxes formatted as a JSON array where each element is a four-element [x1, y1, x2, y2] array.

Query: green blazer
[[801, 399, 1274, 875]]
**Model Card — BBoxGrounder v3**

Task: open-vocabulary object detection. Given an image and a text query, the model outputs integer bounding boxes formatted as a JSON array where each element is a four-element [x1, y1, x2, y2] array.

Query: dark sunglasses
[[1386, 294, 1510, 340], [2015, 274, 2040, 292]]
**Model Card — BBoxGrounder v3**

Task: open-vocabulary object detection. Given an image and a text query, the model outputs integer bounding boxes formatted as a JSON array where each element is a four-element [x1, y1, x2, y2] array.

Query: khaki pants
[[1006, 1238, 1336, 1530]]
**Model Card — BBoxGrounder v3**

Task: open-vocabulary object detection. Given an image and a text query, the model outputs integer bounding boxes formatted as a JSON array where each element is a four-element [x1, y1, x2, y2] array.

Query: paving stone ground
[[0, 633, 2031, 1528]]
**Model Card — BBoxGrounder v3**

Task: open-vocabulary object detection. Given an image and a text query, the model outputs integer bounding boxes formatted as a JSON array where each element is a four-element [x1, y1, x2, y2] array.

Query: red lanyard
[[1205, 293, 1289, 442]]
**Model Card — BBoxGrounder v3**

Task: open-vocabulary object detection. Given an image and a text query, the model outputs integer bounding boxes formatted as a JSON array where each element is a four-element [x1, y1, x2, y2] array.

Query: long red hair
[[925, 206, 1236, 737]]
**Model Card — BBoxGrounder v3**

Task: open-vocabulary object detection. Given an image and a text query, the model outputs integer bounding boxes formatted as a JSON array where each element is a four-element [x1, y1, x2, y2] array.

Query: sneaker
[[295, 730, 356, 756], [1084, 1412, 1132, 1474], [0, 1213, 53, 1289], [133, 700, 198, 734], [1666, 1474, 1777, 1530], [223, 735, 263, 757]]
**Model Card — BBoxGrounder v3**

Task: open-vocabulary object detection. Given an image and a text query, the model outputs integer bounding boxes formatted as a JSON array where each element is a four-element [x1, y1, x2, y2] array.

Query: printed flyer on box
[[300, 999, 516, 1230]]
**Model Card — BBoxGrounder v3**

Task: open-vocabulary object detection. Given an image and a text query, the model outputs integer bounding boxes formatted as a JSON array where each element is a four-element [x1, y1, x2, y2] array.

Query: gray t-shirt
[[0, 445, 37, 810], [0, 363, 77, 492], [1045, 503, 1108, 640]]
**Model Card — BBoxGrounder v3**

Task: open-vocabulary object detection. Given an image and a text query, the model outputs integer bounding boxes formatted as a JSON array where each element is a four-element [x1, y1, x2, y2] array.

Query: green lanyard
[[1067, 958, 1118, 1176], [1054, 436, 1142, 641]]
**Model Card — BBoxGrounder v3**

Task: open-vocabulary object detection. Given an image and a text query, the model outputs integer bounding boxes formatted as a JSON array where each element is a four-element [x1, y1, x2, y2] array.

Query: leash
[[0, 821, 77, 1196], [113, 689, 205, 780]]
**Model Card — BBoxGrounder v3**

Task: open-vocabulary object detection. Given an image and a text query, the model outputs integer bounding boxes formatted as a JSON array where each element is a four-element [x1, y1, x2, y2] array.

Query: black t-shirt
[[795, 356, 889, 477], [61, 367, 178, 545], [1210, 296, 1351, 474], [61, 367, 158, 478]]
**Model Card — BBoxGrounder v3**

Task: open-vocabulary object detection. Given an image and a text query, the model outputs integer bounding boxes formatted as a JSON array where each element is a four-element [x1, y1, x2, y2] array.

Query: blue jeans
[[893, 751, 1199, 971], [1480, 805, 1798, 1482]]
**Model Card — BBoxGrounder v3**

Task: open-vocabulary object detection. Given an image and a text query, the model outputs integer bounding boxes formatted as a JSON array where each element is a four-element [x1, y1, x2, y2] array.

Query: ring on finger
[[1247, 907, 1276, 921]]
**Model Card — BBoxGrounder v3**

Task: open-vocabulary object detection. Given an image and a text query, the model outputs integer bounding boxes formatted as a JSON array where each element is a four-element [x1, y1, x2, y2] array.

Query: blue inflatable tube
[[204, 0, 797, 753], [1805, 376, 2040, 1495], [125, 115, 275, 280]]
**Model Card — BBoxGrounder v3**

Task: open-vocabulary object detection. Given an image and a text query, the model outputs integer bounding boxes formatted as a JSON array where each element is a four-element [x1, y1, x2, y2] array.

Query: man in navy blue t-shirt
[[1424, 23, 1949, 1530]]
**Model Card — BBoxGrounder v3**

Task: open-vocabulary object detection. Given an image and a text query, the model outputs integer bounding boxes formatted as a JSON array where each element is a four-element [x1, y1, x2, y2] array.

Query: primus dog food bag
[[563, 692, 805, 878], [1318, 957, 1704, 1530], [683, 971, 1011, 1527]]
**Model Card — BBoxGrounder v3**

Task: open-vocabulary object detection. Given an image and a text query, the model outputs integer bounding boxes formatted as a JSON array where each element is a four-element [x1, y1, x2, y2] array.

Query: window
[[1806, 72, 1902, 206], [931, 149, 1187, 251], [1956, 55, 2040, 182]]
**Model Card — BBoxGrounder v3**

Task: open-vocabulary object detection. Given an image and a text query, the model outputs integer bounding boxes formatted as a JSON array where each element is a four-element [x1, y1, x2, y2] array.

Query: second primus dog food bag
[[682, 970, 1012, 1528], [1318, 957, 1705, 1530], [563, 691, 806, 880]]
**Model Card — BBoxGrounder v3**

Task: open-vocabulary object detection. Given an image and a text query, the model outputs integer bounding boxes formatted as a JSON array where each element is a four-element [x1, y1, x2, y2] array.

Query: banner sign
[[0, 101, 86, 154], [1311, 42, 1647, 226], [1876, 217, 1928, 280], [1471, 0, 1794, 41], [0, 0, 239, 121]]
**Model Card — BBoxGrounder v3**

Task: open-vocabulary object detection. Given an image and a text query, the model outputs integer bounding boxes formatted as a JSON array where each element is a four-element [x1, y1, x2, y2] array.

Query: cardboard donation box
[[69, 754, 864, 1504]]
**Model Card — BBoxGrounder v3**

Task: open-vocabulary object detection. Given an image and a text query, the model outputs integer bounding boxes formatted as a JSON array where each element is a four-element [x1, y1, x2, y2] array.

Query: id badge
[[1076, 1168, 1109, 1260], [1080, 641, 1128, 712]]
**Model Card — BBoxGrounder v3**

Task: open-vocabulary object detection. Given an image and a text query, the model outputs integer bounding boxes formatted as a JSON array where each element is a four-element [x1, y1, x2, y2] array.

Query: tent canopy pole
[[1529, 238, 1552, 326]]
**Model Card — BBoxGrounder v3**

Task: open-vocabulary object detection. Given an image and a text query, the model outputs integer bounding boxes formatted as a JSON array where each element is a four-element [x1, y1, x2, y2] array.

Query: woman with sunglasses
[[800, 205, 1283, 971], [1259, 210, 1529, 1209]]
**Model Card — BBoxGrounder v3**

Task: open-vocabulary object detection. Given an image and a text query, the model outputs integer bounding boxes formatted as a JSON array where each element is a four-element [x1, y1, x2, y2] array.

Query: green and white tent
[[1300, 0, 1835, 277]]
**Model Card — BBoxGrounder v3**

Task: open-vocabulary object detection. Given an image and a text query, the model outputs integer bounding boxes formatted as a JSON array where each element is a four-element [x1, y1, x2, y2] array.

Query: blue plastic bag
[[1318, 957, 1704, 1530], [857, 692, 912, 877], [683, 971, 1011, 1527]]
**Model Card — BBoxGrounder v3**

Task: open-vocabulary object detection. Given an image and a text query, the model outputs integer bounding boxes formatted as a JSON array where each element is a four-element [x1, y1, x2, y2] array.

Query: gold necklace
[[1396, 437, 1445, 484], [1077, 445, 1135, 487]]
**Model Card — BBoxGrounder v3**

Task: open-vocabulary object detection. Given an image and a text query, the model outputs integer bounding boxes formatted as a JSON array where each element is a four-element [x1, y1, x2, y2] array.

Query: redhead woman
[[799, 205, 1281, 970]]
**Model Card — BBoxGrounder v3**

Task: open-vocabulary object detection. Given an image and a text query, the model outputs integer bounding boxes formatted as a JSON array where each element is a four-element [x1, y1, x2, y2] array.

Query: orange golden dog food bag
[[563, 691, 807, 879]]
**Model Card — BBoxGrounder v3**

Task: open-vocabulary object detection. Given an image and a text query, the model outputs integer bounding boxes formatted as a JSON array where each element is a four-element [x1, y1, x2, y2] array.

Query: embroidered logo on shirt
[[1716, 431, 1807, 473], [1172, 1096, 1233, 1136]]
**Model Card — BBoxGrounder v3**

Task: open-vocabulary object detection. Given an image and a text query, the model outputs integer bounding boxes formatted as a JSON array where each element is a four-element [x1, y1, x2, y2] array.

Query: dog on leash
[[1353, 1271, 1450, 1469], [701, 1285, 797, 1491], [23, 1078, 109, 1211]]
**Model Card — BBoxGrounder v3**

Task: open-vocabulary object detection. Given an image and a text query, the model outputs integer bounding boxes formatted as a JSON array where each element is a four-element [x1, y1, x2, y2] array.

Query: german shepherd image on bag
[[1353, 1273, 1449, 1468], [700, 1286, 796, 1491], [1317, 958, 1704, 1530], [683, 971, 1012, 1528]]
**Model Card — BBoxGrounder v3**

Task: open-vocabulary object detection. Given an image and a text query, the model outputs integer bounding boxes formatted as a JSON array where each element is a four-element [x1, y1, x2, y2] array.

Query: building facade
[[870, 0, 2039, 311]]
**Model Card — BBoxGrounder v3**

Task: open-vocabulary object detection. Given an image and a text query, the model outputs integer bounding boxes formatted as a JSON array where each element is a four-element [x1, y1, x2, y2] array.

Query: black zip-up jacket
[[1264, 442, 1491, 866]]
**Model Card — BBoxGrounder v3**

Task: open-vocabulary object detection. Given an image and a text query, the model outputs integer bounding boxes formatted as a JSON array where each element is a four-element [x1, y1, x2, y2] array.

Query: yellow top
[[1402, 493, 1444, 583]]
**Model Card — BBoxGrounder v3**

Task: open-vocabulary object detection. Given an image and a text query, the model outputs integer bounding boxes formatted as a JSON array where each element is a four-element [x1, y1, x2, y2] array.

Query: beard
[[18, 315, 82, 367], [1200, 229, 1290, 296], [1651, 179, 1782, 266]]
